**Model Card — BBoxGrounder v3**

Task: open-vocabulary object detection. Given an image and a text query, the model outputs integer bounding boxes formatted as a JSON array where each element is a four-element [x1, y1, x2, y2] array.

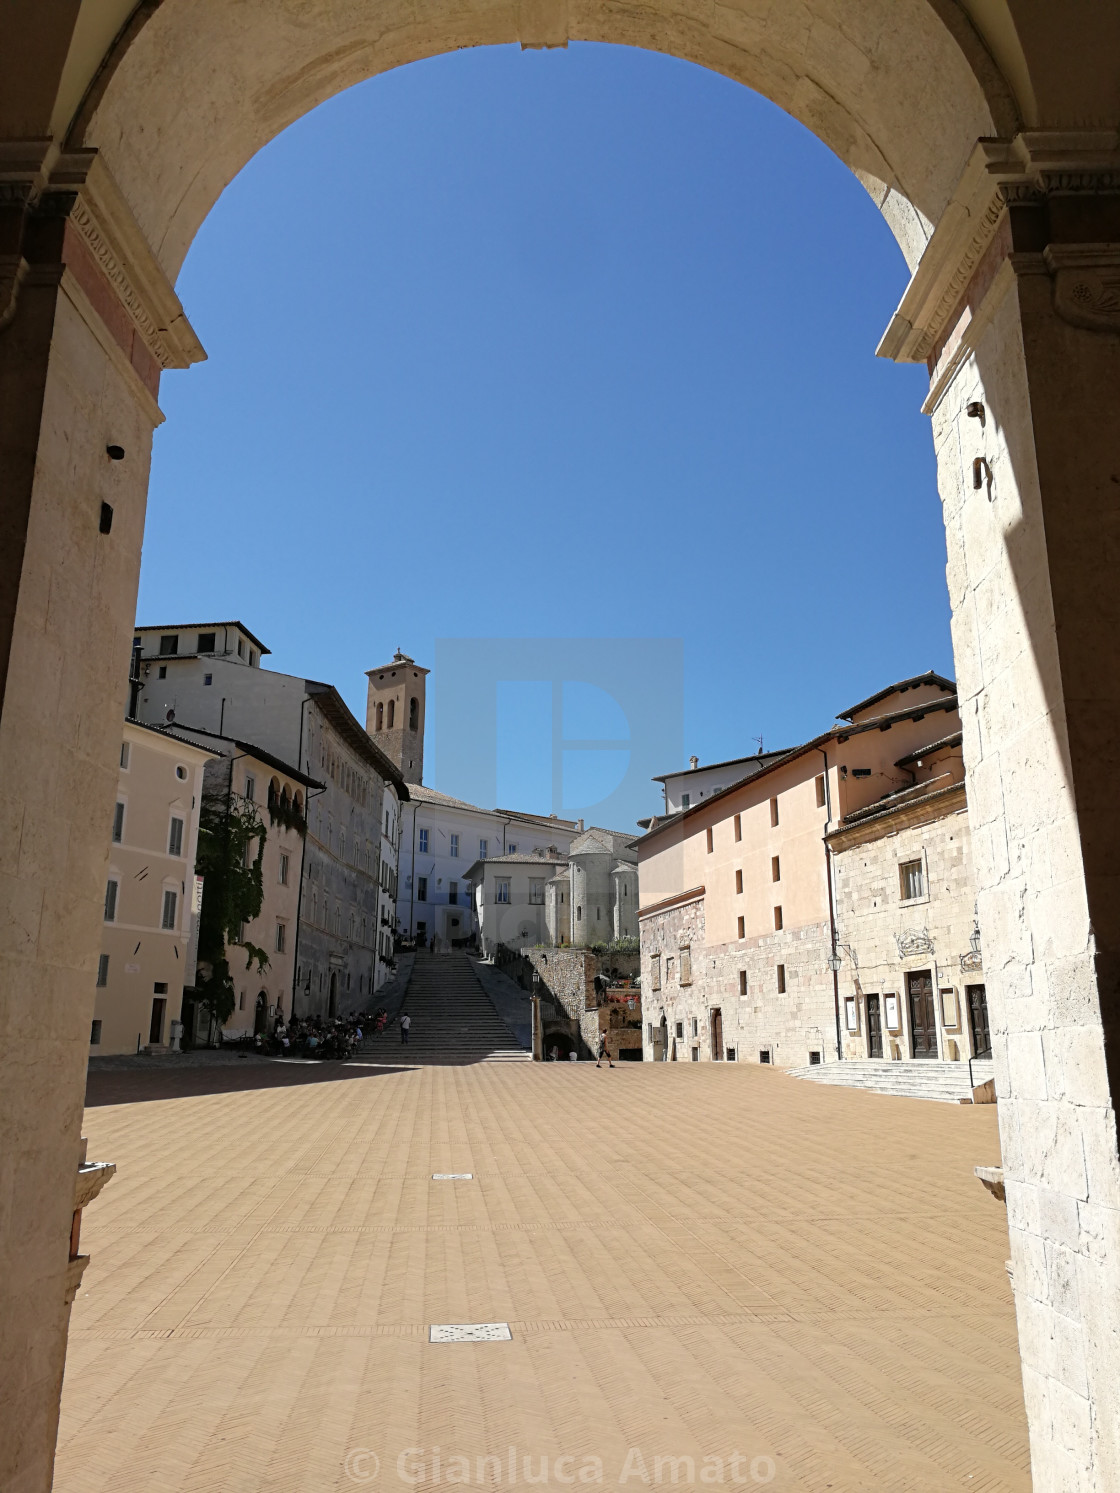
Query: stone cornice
[[826, 781, 967, 853], [49, 151, 205, 371], [638, 886, 705, 920], [878, 131, 1120, 369]]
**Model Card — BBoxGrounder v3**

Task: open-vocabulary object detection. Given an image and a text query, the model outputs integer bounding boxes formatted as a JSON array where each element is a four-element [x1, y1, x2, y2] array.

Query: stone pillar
[[881, 131, 1120, 1493], [0, 144, 202, 1493]]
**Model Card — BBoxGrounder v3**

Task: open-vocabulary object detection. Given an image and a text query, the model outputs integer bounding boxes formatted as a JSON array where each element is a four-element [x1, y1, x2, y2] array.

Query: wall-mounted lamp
[[966, 401, 985, 428]]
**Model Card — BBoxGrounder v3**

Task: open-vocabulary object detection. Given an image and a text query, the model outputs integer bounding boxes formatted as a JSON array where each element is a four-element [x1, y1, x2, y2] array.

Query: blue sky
[[141, 41, 948, 826]]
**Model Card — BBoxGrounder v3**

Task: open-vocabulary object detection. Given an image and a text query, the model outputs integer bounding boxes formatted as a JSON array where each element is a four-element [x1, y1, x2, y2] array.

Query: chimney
[[576, 818, 584, 832], [689, 755, 699, 770]]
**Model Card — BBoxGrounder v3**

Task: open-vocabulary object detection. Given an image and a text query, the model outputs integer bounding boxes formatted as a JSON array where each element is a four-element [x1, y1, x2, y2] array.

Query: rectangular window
[[691, 1017, 698, 1037], [203, 673, 213, 686], [419, 827, 429, 854], [450, 833, 459, 858], [508, 842, 517, 855], [168, 817, 184, 857], [773, 906, 783, 931], [727, 1048, 736, 1061], [244, 775, 255, 802], [759, 1050, 771, 1064], [735, 868, 743, 894], [161, 889, 178, 930], [417, 876, 428, 902], [706, 826, 714, 853], [770, 796, 779, 827], [149, 997, 166, 1045], [279, 853, 289, 885], [120, 741, 130, 770], [681, 793, 690, 810], [733, 813, 741, 842], [159, 634, 178, 656], [739, 969, 747, 996], [104, 880, 118, 922], [157, 665, 166, 679], [198, 631, 216, 653], [737, 915, 745, 939], [495, 878, 511, 904], [776, 964, 786, 993], [900, 858, 925, 901], [480, 839, 488, 859], [809, 1050, 821, 1065], [96, 954, 109, 988], [815, 774, 826, 808], [679, 945, 692, 985], [90, 1019, 102, 1045], [275, 922, 286, 953], [237, 639, 244, 658], [650, 954, 661, 991], [771, 855, 780, 882], [529, 878, 544, 905], [112, 802, 124, 843], [449, 880, 459, 905]]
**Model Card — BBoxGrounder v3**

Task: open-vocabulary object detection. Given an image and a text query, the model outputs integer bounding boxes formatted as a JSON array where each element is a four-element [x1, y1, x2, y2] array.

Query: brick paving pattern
[[57, 1058, 1030, 1492]]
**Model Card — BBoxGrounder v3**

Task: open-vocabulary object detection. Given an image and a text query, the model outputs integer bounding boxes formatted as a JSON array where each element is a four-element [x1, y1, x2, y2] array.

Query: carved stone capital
[[47, 151, 205, 371], [1046, 243, 1120, 333], [879, 131, 1120, 369]]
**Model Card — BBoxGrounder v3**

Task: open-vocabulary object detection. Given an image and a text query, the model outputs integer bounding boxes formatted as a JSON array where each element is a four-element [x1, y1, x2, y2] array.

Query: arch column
[[0, 146, 202, 1493], [881, 131, 1120, 1492]]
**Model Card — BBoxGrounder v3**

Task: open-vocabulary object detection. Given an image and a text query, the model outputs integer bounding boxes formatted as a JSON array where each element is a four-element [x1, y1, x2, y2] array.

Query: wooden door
[[907, 971, 938, 1059], [866, 994, 883, 1058], [710, 1008, 723, 1060], [967, 984, 991, 1056]]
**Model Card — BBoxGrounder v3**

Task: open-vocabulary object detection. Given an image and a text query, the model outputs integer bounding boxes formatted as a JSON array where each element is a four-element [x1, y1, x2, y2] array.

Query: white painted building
[[131, 623, 408, 1014], [398, 785, 577, 945]]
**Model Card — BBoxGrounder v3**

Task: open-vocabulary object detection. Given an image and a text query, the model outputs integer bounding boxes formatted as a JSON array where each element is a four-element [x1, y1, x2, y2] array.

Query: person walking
[[596, 1033, 614, 1069], [400, 1012, 411, 1045]]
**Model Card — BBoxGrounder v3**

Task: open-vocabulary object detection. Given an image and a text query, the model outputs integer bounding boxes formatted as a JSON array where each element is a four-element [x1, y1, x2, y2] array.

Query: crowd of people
[[244, 1009, 390, 1060]]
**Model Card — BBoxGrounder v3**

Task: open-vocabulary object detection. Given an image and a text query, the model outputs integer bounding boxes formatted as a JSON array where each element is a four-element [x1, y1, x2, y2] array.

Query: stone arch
[[71, 0, 1013, 280]]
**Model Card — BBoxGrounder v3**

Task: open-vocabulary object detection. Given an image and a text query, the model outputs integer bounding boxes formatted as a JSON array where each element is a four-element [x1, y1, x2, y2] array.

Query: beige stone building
[[544, 827, 639, 947], [828, 731, 991, 1069], [636, 674, 961, 1066], [90, 721, 214, 1055]]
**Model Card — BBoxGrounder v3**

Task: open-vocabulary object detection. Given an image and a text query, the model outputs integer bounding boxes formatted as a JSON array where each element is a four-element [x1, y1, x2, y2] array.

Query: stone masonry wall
[[639, 895, 836, 1066], [830, 792, 984, 1062]]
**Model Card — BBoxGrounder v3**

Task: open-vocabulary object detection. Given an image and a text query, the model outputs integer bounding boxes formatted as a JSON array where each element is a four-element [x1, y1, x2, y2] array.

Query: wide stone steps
[[358, 953, 531, 1064], [786, 1057, 994, 1104]]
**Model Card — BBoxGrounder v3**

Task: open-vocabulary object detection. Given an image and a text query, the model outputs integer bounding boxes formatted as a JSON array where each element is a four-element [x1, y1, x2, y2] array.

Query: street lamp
[[827, 952, 843, 973]]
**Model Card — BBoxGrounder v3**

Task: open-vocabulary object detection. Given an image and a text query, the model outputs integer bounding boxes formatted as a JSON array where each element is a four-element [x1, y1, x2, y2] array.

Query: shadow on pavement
[[85, 1054, 420, 1107]]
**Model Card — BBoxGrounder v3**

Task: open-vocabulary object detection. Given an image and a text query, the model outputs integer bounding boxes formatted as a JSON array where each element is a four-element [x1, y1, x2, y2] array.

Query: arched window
[[335, 907, 341, 935], [375, 702, 383, 731], [387, 699, 395, 729], [409, 696, 419, 731]]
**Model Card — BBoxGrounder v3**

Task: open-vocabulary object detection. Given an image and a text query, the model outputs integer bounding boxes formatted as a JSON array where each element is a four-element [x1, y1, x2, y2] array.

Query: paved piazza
[[58, 1059, 1030, 1493]]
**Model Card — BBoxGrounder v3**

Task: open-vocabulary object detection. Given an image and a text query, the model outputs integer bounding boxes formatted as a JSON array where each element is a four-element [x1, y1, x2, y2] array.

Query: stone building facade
[[523, 946, 642, 1059], [542, 827, 639, 947], [828, 737, 989, 1067], [636, 675, 962, 1068]]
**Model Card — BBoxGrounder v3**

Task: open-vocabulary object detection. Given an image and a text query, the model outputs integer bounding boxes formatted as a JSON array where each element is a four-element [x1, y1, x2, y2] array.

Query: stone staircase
[[358, 952, 531, 1064], [786, 1057, 995, 1104]]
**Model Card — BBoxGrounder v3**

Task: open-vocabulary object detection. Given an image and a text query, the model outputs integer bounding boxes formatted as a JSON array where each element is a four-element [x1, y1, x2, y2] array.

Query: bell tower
[[365, 650, 429, 785]]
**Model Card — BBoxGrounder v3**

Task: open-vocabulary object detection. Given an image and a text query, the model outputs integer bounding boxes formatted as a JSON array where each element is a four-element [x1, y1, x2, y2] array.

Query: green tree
[[193, 784, 270, 1031]]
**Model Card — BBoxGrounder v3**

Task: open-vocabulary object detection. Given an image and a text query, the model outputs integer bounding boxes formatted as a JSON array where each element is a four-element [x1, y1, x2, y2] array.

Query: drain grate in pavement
[[430, 1323, 511, 1343], [432, 1173, 473, 1180]]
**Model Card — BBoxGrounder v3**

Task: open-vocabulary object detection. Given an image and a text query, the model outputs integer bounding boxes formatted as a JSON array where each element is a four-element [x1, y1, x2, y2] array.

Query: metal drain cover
[[430, 1323, 511, 1343], [432, 1173, 473, 1180]]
